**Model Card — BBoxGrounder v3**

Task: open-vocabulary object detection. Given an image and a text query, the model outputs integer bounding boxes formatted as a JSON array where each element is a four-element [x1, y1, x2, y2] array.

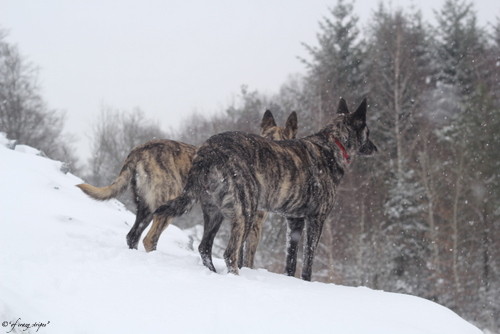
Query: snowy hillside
[[0, 133, 482, 334]]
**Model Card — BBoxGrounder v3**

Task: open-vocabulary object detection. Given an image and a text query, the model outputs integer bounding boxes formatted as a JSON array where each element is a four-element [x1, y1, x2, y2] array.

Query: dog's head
[[260, 110, 298, 140], [337, 98, 378, 156]]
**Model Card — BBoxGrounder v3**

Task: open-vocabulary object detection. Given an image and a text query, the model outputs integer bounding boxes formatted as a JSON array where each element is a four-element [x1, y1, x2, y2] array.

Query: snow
[[0, 133, 482, 334]]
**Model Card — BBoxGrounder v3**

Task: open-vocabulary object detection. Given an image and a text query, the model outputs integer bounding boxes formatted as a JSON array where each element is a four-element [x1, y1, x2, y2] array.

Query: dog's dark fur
[[154, 98, 377, 280], [76, 111, 297, 267]]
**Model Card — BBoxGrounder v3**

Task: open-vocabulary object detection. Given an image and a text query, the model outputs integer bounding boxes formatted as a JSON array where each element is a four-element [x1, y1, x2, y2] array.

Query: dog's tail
[[153, 191, 195, 218], [76, 160, 133, 201], [153, 153, 210, 218]]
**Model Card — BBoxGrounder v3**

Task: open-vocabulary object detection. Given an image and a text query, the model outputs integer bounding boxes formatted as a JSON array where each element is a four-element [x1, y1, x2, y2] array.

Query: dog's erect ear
[[284, 111, 298, 139], [337, 98, 350, 114], [350, 98, 367, 126], [261, 110, 277, 132]]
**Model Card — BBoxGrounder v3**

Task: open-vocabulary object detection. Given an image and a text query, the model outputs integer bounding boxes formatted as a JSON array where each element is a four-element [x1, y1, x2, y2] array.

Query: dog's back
[[195, 127, 344, 218]]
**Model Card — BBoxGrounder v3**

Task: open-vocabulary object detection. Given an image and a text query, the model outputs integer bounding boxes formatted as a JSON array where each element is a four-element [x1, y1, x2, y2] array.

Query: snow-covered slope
[[0, 133, 482, 334]]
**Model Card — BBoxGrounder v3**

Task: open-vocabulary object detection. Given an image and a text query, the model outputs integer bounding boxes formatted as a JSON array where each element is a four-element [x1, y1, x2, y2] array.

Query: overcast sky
[[1, 0, 499, 160]]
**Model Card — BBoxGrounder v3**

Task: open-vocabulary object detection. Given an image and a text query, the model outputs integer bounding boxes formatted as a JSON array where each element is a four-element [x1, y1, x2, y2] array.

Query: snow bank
[[0, 134, 482, 334]]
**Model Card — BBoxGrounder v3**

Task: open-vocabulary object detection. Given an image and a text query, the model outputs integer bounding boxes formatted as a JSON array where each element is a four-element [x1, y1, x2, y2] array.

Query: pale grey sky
[[1, 0, 499, 160]]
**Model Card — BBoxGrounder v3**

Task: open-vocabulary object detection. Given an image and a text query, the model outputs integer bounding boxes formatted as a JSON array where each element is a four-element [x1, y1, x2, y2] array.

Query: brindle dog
[[153, 98, 377, 281]]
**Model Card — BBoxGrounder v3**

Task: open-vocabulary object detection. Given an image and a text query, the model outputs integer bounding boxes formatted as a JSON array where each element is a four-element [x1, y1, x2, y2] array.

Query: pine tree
[[366, 5, 434, 295], [458, 18, 500, 331], [301, 0, 366, 128], [435, 0, 484, 97], [432, 0, 498, 328]]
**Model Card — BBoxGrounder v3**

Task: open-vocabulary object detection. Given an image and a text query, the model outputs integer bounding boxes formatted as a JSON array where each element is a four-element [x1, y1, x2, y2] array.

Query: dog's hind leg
[[301, 217, 324, 281], [238, 212, 258, 269], [143, 215, 173, 252], [224, 214, 246, 275], [126, 201, 152, 249], [242, 210, 267, 268], [198, 203, 224, 273], [285, 217, 305, 277]]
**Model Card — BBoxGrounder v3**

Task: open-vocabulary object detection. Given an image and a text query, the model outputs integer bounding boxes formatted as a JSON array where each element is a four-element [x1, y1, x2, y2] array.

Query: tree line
[[1, 0, 499, 331]]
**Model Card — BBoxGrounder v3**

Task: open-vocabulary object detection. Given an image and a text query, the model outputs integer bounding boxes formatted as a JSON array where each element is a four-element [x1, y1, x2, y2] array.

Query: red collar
[[335, 139, 350, 163]]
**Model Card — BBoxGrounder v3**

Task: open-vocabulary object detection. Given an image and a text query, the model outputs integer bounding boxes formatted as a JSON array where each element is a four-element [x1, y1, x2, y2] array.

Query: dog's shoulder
[[126, 139, 196, 164], [204, 131, 274, 149], [209, 131, 261, 140], [129, 139, 194, 152]]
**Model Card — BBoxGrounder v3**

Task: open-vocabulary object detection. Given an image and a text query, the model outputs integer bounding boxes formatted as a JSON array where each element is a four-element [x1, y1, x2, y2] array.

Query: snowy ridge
[[0, 133, 482, 334]]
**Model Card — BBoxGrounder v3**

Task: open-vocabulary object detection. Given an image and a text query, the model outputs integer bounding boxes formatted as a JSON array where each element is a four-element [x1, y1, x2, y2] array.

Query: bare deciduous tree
[[0, 29, 78, 170]]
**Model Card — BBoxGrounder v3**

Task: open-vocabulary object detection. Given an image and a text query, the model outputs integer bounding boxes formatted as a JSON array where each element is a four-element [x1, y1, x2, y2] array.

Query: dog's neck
[[303, 130, 351, 165], [334, 139, 350, 164]]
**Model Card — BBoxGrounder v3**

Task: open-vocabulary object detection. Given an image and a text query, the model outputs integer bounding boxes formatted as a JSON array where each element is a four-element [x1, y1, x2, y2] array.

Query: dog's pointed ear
[[261, 110, 277, 132], [337, 98, 349, 114], [351, 98, 367, 126], [284, 111, 298, 139]]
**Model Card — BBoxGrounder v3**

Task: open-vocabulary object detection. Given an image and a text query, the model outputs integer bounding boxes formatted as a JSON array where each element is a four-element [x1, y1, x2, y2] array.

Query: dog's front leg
[[301, 218, 324, 281], [285, 217, 305, 277]]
